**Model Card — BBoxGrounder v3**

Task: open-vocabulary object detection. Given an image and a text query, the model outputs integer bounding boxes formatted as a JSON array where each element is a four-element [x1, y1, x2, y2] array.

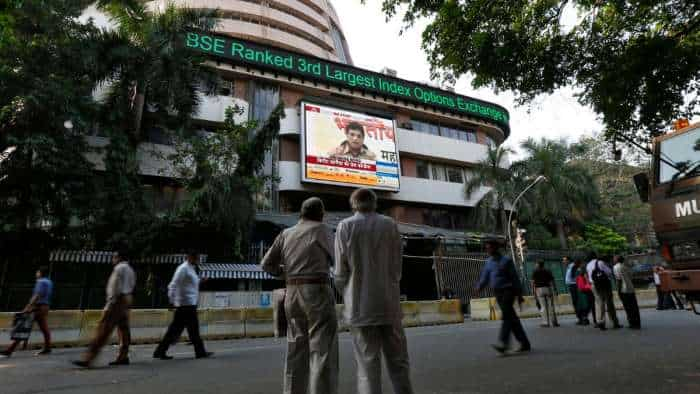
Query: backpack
[[591, 260, 611, 290]]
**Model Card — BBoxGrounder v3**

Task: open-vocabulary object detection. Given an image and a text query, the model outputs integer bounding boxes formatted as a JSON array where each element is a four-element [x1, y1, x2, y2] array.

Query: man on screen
[[328, 122, 377, 160]]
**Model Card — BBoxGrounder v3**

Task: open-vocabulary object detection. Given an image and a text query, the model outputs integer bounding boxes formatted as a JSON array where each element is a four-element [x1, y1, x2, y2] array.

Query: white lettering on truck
[[675, 199, 700, 217]]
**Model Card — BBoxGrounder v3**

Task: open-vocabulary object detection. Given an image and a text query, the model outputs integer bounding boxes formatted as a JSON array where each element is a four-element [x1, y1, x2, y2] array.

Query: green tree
[[87, 1, 222, 250], [577, 223, 628, 256], [570, 133, 652, 246], [464, 145, 517, 233], [377, 1, 700, 143], [0, 0, 102, 242], [168, 104, 285, 259], [94, 1, 220, 145], [514, 138, 600, 249]]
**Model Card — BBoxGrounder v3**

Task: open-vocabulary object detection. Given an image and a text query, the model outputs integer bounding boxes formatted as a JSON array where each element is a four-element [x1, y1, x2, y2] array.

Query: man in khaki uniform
[[335, 188, 414, 394], [261, 197, 338, 394]]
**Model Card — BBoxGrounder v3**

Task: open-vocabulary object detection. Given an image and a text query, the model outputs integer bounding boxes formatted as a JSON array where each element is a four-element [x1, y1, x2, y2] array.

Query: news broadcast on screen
[[301, 102, 401, 191]]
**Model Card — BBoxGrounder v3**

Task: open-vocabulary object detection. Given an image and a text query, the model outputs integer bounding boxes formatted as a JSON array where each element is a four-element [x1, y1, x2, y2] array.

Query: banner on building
[[301, 102, 401, 191]]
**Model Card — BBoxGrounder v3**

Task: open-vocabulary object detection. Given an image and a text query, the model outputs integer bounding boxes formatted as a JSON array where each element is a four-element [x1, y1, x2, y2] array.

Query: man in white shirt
[[585, 252, 621, 330], [153, 251, 212, 360], [613, 255, 641, 329], [73, 249, 136, 368], [335, 188, 414, 394]]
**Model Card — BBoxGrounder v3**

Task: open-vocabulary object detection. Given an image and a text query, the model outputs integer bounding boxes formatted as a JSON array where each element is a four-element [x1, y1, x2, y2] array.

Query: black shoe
[[71, 360, 90, 368], [553, 323, 560, 327], [613, 324, 622, 329], [153, 353, 173, 360], [109, 358, 130, 366], [514, 346, 531, 354], [628, 325, 641, 330], [491, 344, 507, 354], [35, 348, 51, 356], [195, 352, 213, 359], [597, 324, 607, 331], [0, 350, 12, 358]]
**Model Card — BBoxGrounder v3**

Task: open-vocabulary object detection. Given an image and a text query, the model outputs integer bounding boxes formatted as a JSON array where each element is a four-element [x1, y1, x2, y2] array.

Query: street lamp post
[[506, 175, 547, 283]]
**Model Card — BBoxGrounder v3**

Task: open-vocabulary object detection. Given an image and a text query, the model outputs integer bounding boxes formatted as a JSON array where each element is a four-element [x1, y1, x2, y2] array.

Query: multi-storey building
[[76, 1, 510, 303], [109, 0, 510, 235]]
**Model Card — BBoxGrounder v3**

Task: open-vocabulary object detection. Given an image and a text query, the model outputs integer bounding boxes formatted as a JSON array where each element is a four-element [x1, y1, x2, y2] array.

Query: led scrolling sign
[[185, 32, 510, 136]]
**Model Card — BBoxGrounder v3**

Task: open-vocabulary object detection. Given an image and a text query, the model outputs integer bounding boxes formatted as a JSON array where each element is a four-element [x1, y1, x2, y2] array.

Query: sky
[[330, 0, 603, 157]]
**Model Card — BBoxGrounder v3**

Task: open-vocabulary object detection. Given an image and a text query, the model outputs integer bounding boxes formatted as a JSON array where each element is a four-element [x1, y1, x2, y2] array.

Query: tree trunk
[[133, 91, 145, 142], [556, 219, 568, 249]]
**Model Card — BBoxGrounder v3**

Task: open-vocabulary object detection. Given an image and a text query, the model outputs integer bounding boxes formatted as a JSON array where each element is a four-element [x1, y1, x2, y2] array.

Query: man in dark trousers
[[476, 239, 531, 354], [1, 266, 53, 357], [564, 257, 584, 325], [153, 251, 212, 360], [613, 255, 641, 329]]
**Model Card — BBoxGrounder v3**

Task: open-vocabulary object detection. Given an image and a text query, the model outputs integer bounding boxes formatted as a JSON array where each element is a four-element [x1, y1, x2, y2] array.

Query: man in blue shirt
[[563, 257, 584, 325], [475, 240, 531, 354], [1, 266, 53, 357]]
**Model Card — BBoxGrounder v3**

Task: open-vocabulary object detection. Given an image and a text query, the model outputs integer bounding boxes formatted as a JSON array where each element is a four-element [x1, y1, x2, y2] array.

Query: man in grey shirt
[[262, 197, 338, 394], [335, 188, 414, 394]]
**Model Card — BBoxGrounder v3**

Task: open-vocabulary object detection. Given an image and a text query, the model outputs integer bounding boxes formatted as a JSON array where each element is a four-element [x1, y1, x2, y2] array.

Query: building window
[[446, 166, 464, 183], [330, 24, 349, 64], [416, 160, 430, 179], [219, 79, 235, 96], [146, 127, 173, 145], [431, 164, 447, 181], [410, 119, 478, 143], [250, 83, 280, 123], [410, 119, 440, 136]]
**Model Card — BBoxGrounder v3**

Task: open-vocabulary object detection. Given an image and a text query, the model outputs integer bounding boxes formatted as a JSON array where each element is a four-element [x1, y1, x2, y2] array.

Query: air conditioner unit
[[380, 67, 397, 77]]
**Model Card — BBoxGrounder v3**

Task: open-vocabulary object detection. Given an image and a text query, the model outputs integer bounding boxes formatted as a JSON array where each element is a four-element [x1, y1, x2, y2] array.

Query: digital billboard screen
[[301, 102, 400, 191]]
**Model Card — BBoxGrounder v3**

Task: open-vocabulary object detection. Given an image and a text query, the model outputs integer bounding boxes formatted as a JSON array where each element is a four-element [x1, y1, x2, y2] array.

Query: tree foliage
[[570, 133, 653, 246], [465, 138, 600, 248], [377, 0, 700, 143], [168, 104, 285, 259], [464, 145, 516, 233], [0, 0, 101, 241], [0, 1, 227, 256], [577, 223, 628, 256], [513, 137, 600, 249]]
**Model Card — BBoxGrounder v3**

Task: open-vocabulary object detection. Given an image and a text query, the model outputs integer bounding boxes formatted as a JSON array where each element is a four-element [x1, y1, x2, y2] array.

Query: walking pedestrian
[[613, 256, 641, 329], [586, 252, 621, 330], [564, 257, 584, 325], [1, 266, 53, 357], [153, 251, 212, 360], [531, 260, 559, 327], [261, 197, 339, 394], [335, 188, 414, 394], [475, 239, 531, 354], [576, 265, 596, 326], [72, 249, 135, 367]]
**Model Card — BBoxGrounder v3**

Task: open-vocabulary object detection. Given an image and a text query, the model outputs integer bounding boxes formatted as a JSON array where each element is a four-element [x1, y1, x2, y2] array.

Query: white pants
[[284, 284, 339, 394], [350, 323, 414, 394], [535, 287, 558, 326]]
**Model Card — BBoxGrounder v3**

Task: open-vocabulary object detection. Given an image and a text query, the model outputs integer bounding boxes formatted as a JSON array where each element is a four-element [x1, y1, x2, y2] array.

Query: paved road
[[1, 310, 699, 394]]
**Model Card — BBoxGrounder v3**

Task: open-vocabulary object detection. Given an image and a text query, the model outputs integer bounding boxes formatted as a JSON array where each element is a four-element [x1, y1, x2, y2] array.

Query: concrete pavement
[[1, 309, 699, 394]]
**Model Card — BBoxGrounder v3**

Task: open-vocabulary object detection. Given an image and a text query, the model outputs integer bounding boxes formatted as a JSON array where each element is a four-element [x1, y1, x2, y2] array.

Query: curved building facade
[[149, 0, 353, 64]]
